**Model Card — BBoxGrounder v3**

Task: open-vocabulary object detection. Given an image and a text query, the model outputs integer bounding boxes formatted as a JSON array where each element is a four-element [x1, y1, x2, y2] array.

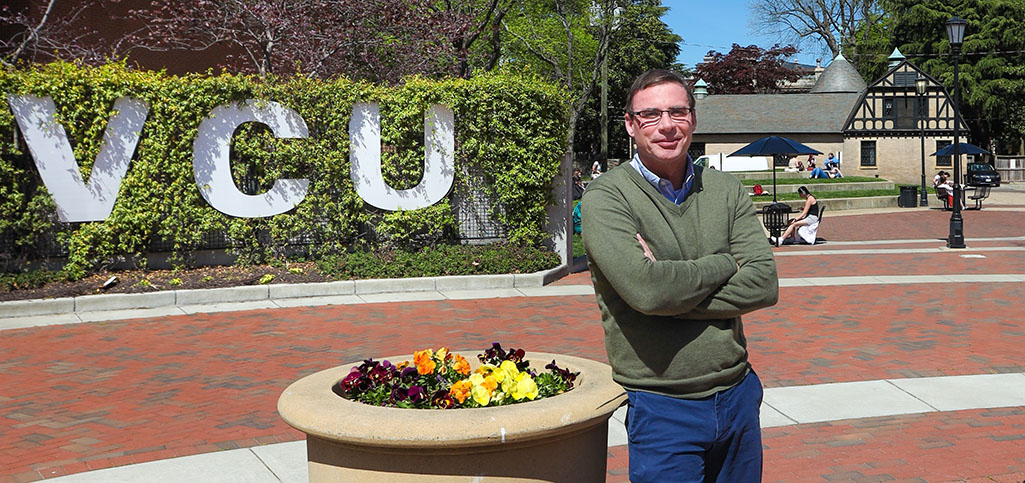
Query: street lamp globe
[[916, 74, 927, 96], [946, 17, 967, 50]]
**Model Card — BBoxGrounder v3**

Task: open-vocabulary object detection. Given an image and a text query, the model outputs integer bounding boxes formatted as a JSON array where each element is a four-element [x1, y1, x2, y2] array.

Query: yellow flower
[[476, 363, 496, 375], [497, 360, 518, 381], [471, 384, 491, 406], [414, 349, 437, 375], [436, 347, 449, 362], [491, 361, 517, 394], [468, 373, 490, 405], [512, 372, 539, 400]]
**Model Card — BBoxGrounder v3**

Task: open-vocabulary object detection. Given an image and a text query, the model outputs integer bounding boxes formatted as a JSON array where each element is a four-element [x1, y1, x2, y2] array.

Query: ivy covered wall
[[0, 62, 568, 277]]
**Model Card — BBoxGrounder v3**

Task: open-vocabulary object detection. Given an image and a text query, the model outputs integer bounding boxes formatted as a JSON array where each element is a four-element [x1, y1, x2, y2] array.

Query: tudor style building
[[692, 50, 967, 185]]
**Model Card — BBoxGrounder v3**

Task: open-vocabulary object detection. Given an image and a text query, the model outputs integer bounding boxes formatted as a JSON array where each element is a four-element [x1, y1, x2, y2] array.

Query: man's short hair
[[624, 69, 695, 112]]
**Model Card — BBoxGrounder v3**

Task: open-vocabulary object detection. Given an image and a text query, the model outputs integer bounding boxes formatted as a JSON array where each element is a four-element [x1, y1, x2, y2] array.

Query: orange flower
[[414, 349, 436, 375], [449, 379, 472, 403], [452, 354, 471, 376], [482, 374, 498, 392]]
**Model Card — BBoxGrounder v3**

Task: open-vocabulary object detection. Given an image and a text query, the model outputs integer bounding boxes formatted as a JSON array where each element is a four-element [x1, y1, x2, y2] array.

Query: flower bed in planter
[[277, 351, 626, 482]]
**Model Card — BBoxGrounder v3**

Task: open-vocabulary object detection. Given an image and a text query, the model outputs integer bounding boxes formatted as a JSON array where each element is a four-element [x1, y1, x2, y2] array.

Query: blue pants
[[810, 167, 829, 178], [626, 370, 763, 482]]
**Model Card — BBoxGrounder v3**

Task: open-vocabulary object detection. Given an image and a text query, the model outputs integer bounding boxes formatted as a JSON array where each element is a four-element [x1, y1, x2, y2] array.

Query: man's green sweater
[[581, 163, 778, 399]]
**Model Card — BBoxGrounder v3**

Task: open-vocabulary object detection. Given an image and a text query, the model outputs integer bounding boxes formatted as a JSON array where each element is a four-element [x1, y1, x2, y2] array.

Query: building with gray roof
[[690, 54, 964, 185]]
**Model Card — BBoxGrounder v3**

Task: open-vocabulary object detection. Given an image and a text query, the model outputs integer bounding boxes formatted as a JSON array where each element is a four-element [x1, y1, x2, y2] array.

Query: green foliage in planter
[[315, 243, 560, 279], [0, 62, 568, 277]]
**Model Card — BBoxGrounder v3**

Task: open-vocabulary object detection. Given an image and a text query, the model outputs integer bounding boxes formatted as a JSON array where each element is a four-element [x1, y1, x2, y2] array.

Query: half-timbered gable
[[843, 60, 965, 136], [843, 59, 967, 182]]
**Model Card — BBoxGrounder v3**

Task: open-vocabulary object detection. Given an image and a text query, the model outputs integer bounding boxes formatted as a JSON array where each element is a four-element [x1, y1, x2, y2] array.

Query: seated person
[[784, 157, 804, 172], [934, 171, 962, 209], [824, 152, 839, 169], [825, 165, 843, 178], [781, 186, 820, 244], [572, 201, 582, 235]]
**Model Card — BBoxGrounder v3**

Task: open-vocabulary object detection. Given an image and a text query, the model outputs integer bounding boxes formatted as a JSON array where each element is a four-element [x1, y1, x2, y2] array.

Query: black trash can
[[898, 185, 918, 208]]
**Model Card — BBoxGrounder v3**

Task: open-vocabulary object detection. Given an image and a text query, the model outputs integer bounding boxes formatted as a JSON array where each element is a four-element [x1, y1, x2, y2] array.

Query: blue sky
[[661, 1, 824, 70]]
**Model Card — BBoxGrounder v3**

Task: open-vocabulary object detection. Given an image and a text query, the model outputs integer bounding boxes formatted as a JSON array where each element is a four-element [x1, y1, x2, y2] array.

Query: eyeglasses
[[627, 107, 694, 127]]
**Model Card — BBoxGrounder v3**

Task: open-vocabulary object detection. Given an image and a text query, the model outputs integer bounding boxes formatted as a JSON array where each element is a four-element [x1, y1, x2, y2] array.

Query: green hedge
[[0, 62, 568, 277]]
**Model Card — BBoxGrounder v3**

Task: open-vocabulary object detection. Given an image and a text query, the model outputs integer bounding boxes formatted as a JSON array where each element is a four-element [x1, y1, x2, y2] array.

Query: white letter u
[[349, 103, 454, 211]]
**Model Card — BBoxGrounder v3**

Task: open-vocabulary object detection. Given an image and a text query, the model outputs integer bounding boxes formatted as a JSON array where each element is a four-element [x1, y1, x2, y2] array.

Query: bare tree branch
[[747, 0, 879, 59]]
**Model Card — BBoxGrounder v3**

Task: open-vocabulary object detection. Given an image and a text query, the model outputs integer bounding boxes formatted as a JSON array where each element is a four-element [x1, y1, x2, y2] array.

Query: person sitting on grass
[[809, 165, 833, 179], [781, 186, 820, 244], [785, 156, 804, 172], [825, 164, 843, 178]]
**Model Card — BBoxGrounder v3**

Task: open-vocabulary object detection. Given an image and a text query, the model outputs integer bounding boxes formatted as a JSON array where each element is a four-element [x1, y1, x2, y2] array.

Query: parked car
[[966, 162, 1001, 187]]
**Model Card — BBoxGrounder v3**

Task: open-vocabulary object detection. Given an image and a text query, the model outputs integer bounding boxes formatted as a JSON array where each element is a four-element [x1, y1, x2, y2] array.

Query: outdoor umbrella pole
[[772, 154, 779, 203]]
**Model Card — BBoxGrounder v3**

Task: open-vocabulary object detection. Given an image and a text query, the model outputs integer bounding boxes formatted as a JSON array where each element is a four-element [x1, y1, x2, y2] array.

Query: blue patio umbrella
[[729, 136, 822, 203], [930, 142, 991, 157]]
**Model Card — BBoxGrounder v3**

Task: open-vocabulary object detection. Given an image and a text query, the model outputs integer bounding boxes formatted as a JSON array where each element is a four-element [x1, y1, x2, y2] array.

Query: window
[[936, 140, 952, 167], [893, 72, 916, 87], [860, 141, 877, 167], [896, 98, 915, 129], [688, 142, 705, 159]]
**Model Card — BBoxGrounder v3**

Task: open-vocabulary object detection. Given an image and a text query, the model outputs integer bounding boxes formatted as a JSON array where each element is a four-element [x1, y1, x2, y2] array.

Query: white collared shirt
[[629, 153, 695, 205]]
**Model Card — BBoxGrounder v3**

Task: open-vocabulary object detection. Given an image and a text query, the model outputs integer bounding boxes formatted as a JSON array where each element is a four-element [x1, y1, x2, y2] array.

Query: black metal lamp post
[[946, 16, 967, 248], [916, 74, 929, 206]]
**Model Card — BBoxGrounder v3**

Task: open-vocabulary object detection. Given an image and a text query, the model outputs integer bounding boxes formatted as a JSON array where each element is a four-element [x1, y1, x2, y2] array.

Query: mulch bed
[[0, 262, 332, 302]]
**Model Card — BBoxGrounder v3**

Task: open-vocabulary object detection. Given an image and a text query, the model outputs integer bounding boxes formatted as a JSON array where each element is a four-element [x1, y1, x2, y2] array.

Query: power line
[[856, 48, 1025, 59]]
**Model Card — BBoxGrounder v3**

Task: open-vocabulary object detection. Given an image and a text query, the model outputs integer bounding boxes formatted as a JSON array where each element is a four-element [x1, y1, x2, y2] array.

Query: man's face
[[624, 82, 696, 172]]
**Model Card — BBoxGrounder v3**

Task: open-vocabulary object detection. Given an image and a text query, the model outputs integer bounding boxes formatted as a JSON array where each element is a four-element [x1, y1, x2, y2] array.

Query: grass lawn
[[757, 188, 900, 201], [741, 175, 881, 185]]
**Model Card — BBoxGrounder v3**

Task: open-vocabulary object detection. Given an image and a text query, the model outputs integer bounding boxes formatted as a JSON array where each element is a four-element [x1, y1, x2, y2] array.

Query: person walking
[[580, 69, 779, 482]]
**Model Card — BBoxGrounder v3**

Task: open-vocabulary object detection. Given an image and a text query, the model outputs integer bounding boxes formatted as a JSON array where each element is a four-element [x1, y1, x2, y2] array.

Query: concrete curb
[[0, 264, 568, 318]]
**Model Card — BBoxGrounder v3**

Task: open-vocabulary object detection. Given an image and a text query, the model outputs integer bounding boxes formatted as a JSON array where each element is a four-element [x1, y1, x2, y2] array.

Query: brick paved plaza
[[2, 203, 1025, 482]]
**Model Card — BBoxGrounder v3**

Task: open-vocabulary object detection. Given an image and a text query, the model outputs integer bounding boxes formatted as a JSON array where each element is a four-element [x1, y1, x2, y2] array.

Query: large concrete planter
[[278, 352, 626, 482]]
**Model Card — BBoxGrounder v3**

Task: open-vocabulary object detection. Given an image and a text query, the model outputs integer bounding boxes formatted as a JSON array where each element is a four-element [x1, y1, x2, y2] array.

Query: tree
[[573, 0, 681, 160], [0, 0, 111, 67], [877, 0, 1025, 153], [695, 44, 801, 94], [748, 0, 883, 64], [502, 0, 621, 157], [437, 0, 516, 78], [122, 0, 467, 82]]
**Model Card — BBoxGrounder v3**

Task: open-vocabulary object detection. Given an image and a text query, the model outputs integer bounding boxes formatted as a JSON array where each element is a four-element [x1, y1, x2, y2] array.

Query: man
[[580, 69, 778, 481]]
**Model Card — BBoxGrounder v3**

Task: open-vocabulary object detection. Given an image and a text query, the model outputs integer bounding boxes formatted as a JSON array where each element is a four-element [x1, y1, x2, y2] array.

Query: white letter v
[[7, 95, 148, 222]]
